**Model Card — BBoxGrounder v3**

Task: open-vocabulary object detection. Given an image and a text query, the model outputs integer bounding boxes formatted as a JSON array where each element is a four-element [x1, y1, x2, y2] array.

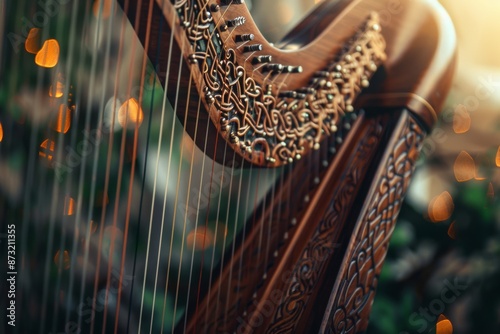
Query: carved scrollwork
[[324, 115, 425, 334], [264, 117, 386, 334], [176, 0, 387, 166]]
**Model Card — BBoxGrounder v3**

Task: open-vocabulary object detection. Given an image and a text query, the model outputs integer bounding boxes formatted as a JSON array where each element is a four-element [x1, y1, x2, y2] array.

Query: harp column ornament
[[178, 1, 387, 166]]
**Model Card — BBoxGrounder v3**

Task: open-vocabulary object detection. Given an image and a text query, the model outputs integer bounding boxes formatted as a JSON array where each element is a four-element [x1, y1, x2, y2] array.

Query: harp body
[[0, 0, 455, 333]]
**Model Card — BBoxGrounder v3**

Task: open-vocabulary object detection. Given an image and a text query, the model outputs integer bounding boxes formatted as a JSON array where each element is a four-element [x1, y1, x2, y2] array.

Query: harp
[[0, 0, 455, 333]]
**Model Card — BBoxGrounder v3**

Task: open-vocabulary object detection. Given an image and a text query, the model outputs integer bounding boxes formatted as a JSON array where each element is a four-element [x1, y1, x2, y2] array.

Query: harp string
[[168, 0, 223, 329], [38, 9, 70, 334], [37, 1, 89, 333], [135, 4, 179, 334], [126, 15, 172, 332], [65, 0, 115, 332], [85, 0, 138, 332], [180, 97, 212, 326], [111, 0, 159, 332], [133, 3, 177, 333], [217, 157, 247, 327], [154, 9, 186, 334], [179, 0, 238, 326]]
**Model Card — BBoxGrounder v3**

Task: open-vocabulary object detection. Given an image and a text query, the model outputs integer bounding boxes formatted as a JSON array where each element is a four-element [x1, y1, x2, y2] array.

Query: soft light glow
[[49, 75, 65, 98], [0, 122, 3, 142], [187, 226, 215, 251], [436, 314, 453, 334], [35, 39, 60, 68], [54, 104, 72, 133], [54, 250, 71, 270], [448, 221, 456, 240], [39, 139, 55, 161], [453, 104, 471, 134], [496, 147, 500, 167], [454, 151, 475, 182], [25, 28, 41, 54], [118, 98, 144, 128], [64, 196, 75, 216], [428, 191, 454, 223], [93, 0, 113, 19]]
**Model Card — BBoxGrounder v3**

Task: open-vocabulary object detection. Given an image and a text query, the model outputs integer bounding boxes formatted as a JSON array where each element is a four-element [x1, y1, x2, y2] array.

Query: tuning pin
[[226, 16, 246, 28], [252, 55, 272, 64], [314, 71, 330, 77], [210, 4, 220, 11], [262, 63, 284, 73], [298, 87, 316, 95], [235, 34, 254, 42], [282, 66, 303, 74], [279, 91, 298, 98], [243, 44, 263, 53]]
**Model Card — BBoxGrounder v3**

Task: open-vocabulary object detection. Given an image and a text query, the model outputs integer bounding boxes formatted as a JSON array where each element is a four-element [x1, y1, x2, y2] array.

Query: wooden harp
[[0, 0, 455, 333]]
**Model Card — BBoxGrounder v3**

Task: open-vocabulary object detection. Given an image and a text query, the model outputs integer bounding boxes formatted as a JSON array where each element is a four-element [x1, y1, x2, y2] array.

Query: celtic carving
[[324, 115, 425, 333], [264, 116, 386, 334], [176, 1, 386, 166]]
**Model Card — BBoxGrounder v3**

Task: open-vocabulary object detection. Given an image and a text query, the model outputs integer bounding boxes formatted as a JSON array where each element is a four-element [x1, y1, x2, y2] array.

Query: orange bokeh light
[[453, 104, 471, 134], [49, 75, 65, 98], [25, 28, 41, 54], [496, 147, 500, 167], [39, 139, 55, 161], [454, 151, 475, 182], [54, 250, 71, 270], [64, 196, 75, 216], [35, 39, 60, 68], [118, 98, 144, 128], [447, 221, 456, 240], [428, 191, 454, 223], [0, 122, 3, 142], [54, 104, 72, 133], [187, 226, 215, 251], [436, 314, 453, 334]]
